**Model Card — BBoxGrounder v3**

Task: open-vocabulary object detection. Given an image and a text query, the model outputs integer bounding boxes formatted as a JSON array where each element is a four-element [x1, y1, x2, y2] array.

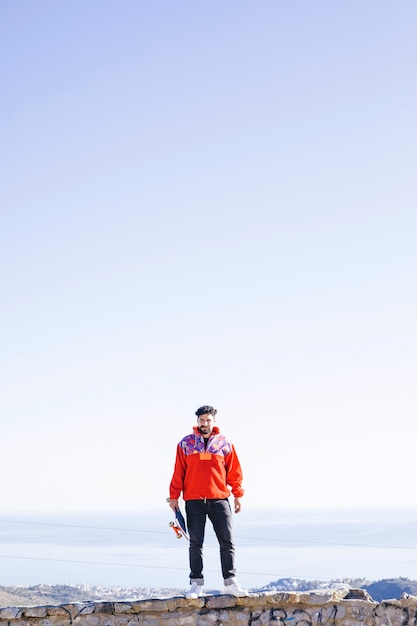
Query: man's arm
[[225, 445, 245, 504], [169, 444, 186, 502]]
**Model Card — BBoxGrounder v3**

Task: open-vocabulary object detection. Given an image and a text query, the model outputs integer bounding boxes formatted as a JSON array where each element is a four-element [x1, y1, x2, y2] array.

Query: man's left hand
[[234, 497, 242, 513]]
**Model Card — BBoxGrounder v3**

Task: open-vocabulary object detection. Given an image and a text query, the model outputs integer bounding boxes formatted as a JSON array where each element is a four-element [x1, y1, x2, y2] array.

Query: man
[[168, 405, 248, 598]]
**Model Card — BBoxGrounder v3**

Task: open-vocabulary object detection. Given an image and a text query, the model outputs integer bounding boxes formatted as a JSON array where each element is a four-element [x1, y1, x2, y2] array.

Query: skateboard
[[166, 498, 189, 540]]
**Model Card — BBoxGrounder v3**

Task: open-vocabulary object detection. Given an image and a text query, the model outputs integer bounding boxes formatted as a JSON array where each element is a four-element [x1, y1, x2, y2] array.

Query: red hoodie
[[169, 426, 244, 501]]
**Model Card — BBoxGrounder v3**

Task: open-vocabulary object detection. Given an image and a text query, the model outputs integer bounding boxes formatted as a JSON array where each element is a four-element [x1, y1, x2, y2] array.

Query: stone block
[[113, 604, 133, 614], [75, 604, 97, 616], [160, 614, 198, 625], [22, 607, 48, 618], [0, 607, 22, 619], [205, 595, 237, 609], [374, 602, 413, 626], [91, 603, 115, 614], [265, 591, 301, 606], [74, 616, 101, 626], [343, 589, 375, 602], [195, 612, 219, 625], [250, 610, 273, 625], [299, 592, 334, 605], [131, 597, 187, 612]]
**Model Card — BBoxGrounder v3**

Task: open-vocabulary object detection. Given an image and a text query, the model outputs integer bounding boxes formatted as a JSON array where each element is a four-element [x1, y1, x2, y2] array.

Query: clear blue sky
[[1, 1, 416, 512]]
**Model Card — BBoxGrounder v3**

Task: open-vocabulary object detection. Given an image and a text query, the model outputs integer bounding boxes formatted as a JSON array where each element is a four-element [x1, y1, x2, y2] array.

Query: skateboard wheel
[[169, 521, 174, 527], [177, 533, 182, 539]]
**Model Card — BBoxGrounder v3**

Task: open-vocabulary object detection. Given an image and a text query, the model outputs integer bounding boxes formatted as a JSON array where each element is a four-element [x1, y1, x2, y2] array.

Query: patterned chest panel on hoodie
[[180, 433, 232, 456]]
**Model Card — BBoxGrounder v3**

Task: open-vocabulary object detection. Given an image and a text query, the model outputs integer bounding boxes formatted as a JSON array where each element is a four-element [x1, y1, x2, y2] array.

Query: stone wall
[[1, 589, 416, 626]]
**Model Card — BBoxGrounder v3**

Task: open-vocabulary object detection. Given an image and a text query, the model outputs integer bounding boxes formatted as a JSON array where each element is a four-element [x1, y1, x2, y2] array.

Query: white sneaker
[[186, 582, 204, 599], [224, 579, 249, 597]]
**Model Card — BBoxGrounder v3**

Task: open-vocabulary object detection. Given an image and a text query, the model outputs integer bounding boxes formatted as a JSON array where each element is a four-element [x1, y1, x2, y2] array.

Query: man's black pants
[[185, 498, 236, 583]]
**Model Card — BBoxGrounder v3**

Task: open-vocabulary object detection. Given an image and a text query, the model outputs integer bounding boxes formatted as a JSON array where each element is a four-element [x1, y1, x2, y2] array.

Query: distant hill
[[256, 577, 368, 593], [251, 577, 417, 602], [257, 578, 417, 602], [0, 585, 103, 608], [1, 578, 416, 608], [0, 584, 183, 608], [362, 578, 417, 602]]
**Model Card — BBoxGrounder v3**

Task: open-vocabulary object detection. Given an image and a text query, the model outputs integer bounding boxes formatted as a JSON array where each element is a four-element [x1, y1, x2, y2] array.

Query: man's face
[[197, 413, 215, 438]]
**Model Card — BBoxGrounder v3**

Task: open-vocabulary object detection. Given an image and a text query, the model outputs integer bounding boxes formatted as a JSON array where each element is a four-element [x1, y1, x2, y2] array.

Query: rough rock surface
[[1, 589, 416, 626]]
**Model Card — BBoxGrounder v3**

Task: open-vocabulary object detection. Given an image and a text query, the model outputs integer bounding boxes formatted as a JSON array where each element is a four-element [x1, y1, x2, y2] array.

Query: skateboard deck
[[167, 499, 189, 540]]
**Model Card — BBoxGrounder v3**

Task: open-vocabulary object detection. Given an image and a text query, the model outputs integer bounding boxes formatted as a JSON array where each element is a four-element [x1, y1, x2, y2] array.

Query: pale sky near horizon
[[1, 1, 416, 514]]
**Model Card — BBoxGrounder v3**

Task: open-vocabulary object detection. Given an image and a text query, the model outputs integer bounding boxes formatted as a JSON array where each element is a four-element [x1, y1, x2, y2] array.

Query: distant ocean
[[1, 508, 417, 591]]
